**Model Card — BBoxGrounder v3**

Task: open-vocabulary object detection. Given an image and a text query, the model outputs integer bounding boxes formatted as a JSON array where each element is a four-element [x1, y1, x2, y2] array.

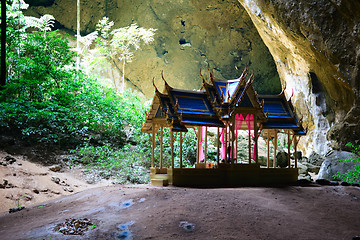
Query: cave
[[24, 0, 360, 156], [1, 1, 359, 238]]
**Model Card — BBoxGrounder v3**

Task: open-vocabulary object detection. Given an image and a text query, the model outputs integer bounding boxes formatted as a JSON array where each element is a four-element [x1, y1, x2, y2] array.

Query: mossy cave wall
[[25, 0, 360, 156]]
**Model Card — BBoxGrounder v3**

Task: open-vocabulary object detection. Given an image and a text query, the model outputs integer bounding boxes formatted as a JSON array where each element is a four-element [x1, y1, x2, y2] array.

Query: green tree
[[1, 1, 127, 146], [79, 17, 156, 92]]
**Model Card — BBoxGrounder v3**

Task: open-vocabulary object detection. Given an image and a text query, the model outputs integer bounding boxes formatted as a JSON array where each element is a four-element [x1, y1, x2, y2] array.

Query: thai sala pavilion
[[141, 68, 306, 187]]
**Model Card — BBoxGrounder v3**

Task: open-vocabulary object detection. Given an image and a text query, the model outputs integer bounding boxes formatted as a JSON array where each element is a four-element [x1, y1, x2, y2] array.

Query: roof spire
[[250, 71, 255, 84], [299, 115, 303, 125], [278, 82, 287, 96], [246, 71, 254, 85], [239, 66, 248, 80], [161, 70, 172, 91], [153, 77, 160, 94], [288, 88, 294, 102], [200, 69, 206, 85]]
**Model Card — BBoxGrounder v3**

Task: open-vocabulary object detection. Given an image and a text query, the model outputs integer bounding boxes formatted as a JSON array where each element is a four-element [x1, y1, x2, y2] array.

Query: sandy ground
[[0, 152, 360, 240], [0, 151, 109, 213]]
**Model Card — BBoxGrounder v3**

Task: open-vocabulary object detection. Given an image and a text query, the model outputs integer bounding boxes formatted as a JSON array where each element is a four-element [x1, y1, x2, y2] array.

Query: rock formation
[[238, 0, 360, 155]]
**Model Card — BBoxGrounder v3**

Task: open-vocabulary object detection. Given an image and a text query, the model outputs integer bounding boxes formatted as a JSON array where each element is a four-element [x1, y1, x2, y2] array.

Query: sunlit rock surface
[[238, 0, 360, 155], [25, 0, 281, 97]]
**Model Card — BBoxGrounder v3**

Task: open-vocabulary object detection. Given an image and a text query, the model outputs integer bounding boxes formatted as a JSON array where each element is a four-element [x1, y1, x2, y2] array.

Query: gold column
[[151, 123, 155, 168], [273, 131, 277, 168], [170, 130, 174, 169], [180, 132, 183, 168], [287, 130, 291, 168]]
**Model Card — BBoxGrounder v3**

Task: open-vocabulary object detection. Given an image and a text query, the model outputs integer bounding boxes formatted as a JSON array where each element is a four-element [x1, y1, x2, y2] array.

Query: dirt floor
[[0, 152, 360, 240]]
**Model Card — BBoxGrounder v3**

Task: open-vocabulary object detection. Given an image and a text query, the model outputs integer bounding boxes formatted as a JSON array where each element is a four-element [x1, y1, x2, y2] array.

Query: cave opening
[[309, 71, 323, 94], [309, 71, 326, 109], [179, 38, 187, 45], [24, 0, 55, 7]]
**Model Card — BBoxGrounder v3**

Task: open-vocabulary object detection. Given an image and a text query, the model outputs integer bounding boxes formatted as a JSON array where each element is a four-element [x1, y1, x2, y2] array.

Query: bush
[[1, 15, 132, 146], [69, 143, 150, 184], [333, 143, 360, 184]]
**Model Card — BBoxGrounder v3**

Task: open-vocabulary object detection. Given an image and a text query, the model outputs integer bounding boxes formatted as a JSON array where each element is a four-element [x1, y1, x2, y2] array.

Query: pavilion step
[[150, 167, 168, 174], [151, 178, 169, 186], [150, 173, 169, 180]]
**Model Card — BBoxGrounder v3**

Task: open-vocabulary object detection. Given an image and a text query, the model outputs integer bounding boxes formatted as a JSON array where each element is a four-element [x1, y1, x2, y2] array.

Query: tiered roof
[[141, 69, 306, 135], [202, 69, 266, 121], [259, 89, 306, 135]]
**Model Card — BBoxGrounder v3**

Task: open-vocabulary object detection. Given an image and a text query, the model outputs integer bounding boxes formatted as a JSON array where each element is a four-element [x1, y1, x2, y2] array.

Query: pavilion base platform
[[150, 167, 173, 186], [150, 164, 298, 187]]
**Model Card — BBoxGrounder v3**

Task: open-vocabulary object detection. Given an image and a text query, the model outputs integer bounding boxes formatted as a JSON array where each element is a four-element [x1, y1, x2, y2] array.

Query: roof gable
[[168, 89, 215, 115], [259, 91, 304, 131]]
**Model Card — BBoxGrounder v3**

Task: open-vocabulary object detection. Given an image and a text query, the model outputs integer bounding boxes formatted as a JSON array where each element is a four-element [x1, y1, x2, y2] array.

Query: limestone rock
[[276, 151, 288, 168], [32, 189, 40, 194], [317, 151, 360, 181], [63, 187, 74, 192], [297, 162, 307, 175], [297, 174, 313, 184], [238, 0, 360, 156], [0, 155, 17, 166], [0, 179, 8, 189], [304, 163, 320, 174], [297, 161, 320, 175], [49, 164, 62, 172], [306, 152, 325, 166], [327, 103, 360, 150], [25, 0, 281, 98], [51, 176, 61, 184]]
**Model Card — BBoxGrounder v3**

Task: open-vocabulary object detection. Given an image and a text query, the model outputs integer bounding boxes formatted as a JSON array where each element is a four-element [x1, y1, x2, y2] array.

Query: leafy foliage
[[69, 143, 150, 184], [1, 1, 155, 183], [1, 2, 211, 184], [1, 28, 127, 146], [333, 142, 360, 184], [79, 17, 156, 91]]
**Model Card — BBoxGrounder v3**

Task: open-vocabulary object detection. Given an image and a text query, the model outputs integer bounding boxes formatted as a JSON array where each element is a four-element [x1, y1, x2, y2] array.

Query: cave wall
[[238, 0, 360, 155], [25, 0, 281, 97]]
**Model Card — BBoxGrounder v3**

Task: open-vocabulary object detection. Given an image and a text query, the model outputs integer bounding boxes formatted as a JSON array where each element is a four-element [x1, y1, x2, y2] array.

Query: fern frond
[[79, 31, 99, 48], [39, 14, 55, 31], [23, 14, 55, 32]]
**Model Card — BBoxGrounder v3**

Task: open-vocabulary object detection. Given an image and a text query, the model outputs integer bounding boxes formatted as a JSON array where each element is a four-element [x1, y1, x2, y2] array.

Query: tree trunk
[[76, 0, 80, 71], [122, 60, 125, 92], [1, 0, 7, 87]]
